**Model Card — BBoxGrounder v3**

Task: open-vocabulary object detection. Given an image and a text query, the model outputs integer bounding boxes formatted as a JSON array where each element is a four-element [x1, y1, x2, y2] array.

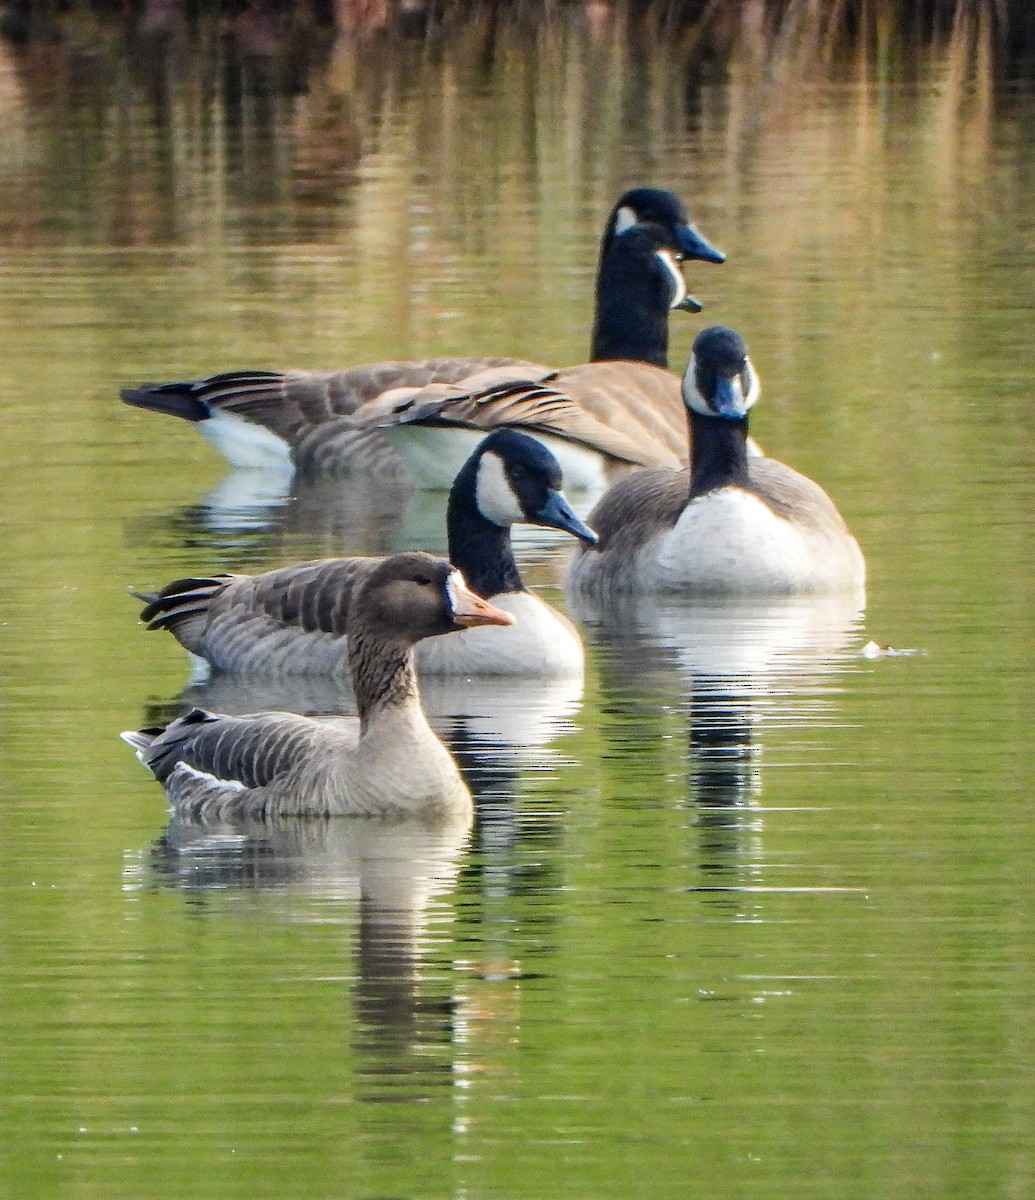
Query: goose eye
[[414, 575, 433, 587]]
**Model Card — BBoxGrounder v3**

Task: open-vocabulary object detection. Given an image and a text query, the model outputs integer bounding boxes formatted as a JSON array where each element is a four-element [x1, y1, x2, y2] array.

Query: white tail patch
[[200, 410, 294, 470], [120, 730, 152, 763], [174, 761, 248, 791]]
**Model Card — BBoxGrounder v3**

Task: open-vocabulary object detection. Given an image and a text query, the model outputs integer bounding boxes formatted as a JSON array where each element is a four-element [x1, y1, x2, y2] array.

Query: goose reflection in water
[[575, 589, 866, 893], [125, 661, 576, 1100], [143, 672, 584, 779], [125, 468, 419, 572], [127, 460, 598, 582], [130, 810, 471, 1102], [140, 669, 578, 916]]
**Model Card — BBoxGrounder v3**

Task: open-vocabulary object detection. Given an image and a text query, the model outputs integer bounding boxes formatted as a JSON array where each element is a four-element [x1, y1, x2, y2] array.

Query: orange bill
[[448, 573, 517, 628]]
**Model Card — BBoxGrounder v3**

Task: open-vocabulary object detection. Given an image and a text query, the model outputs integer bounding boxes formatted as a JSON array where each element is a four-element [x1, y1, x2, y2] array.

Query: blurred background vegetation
[[1, 0, 1029, 258], [1, 0, 1035, 59]]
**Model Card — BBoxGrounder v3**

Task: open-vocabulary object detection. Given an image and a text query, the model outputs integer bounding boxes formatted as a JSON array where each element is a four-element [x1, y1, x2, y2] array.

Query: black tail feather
[[131, 575, 233, 635], [121, 382, 209, 422]]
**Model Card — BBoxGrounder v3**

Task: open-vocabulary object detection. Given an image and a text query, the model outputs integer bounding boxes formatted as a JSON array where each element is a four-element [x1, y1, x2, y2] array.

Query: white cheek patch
[[681, 352, 762, 417], [743, 358, 761, 409], [681, 351, 711, 415], [613, 204, 638, 235], [475, 452, 524, 527], [656, 248, 689, 309]]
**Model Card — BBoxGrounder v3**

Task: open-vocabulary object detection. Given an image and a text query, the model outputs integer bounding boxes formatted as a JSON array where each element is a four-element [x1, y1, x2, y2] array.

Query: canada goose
[[375, 225, 714, 490], [135, 430, 597, 679], [120, 188, 724, 488], [121, 553, 515, 821], [565, 326, 866, 597]]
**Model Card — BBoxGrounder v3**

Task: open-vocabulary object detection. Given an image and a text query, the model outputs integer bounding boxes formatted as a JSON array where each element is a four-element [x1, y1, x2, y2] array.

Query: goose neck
[[688, 409, 752, 497], [446, 493, 524, 598], [590, 249, 670, 368], [349, 630, 421, 734]]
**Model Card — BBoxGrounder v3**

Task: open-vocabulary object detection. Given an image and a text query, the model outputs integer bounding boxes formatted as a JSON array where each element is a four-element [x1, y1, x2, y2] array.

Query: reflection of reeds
[[0, 1, 1018, 252], [657, 0, 1023, 65]]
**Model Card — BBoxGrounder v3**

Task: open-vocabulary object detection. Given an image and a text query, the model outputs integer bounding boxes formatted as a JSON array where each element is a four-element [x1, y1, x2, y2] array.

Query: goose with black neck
[[566, 326, 866, 598], [134, 430, 597, 680], [121, 187, 724, 489]]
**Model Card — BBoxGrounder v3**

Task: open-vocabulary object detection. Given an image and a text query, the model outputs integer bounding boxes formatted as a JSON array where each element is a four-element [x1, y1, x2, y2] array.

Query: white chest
[[649, 489, 816, 595], [332, 712, 471, 818]]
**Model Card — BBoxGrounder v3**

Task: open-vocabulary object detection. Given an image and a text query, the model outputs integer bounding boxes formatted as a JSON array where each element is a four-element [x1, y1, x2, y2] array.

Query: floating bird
[[121, 188, 724, 488], [565, 326, 866, 597], [122, 553, 515, 821], [134, 430, 596, 679]]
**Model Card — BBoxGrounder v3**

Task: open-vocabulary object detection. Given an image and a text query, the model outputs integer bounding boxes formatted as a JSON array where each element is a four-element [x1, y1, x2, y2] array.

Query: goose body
[[377, 354, 691, 491], [122, 553, 515, 821], [135, 430, 597, 679], [121, 188, 724, 486], [566, 327, 866, 598]]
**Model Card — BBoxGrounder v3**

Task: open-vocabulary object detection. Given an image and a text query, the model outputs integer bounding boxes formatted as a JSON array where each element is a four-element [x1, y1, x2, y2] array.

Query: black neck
[[446, 485, 524, 597], [349, 631, 419, 734], [688, 409, 752, 498], [590, 246, 671, 369]]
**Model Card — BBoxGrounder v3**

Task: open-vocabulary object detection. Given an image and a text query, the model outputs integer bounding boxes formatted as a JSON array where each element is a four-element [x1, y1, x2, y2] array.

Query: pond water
[[1, 7, 1033, 1199]]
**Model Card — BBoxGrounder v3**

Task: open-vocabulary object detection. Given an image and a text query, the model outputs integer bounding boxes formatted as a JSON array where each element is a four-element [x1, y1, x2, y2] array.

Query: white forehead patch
[[656, 248, 689, 309], [475, 452, 524, 527], [445, 569, 466, 616], [613, 204, 638, 235]]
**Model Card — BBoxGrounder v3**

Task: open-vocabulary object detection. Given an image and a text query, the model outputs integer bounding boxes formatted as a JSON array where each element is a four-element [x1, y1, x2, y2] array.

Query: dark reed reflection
[[3, 0, 1025, 255]]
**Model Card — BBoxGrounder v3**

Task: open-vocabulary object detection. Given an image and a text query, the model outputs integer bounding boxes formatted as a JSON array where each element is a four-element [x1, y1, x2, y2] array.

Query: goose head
[[594, 221, 722, 368], [352, 552, 516, 644], [681, 327, 761, 422], [457, 430, 598, 545], [604, 187, 726, 269]]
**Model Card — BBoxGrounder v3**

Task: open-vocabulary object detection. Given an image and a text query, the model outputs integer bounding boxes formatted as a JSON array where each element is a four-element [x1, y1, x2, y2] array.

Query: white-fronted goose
[[121, 553, 515, 821]]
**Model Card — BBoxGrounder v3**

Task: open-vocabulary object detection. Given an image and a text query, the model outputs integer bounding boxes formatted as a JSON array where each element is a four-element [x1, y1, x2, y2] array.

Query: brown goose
[[121, 188, 724, 487], [121, 553, 515, 822], [566, 327, 866, 598]]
